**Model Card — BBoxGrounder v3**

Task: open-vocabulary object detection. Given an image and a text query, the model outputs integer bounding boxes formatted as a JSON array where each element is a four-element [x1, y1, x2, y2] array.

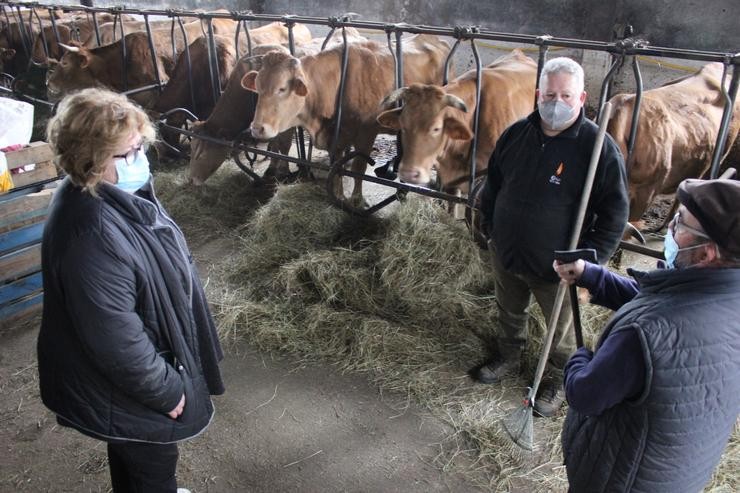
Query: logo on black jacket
[[549, 162, 564, 185]]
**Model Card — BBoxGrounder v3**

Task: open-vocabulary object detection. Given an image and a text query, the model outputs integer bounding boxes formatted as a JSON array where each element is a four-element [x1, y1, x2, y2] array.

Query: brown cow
[[607, 62, 740, 226], [155, 34, 237, 147], [29, 13, 141, 63], [45, 18, 236, 107], [84, 19, 183, 48], [241, 34, 451, 205], [376, 49, 537, 193], [188, 44, 295, 185], [188, 29, 367, 185]]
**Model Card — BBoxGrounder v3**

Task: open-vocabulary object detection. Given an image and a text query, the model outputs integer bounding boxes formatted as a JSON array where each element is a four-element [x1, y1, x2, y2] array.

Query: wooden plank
[[5, 142, 55, 170], [0, 244, 41, 284], [0, 181, 53, 204], [0, 222, 44, 256], [0, 292, 43, 329], [0, 189, 53, 230], [9, 161, 59, 189], [0, 271, 42, 305]]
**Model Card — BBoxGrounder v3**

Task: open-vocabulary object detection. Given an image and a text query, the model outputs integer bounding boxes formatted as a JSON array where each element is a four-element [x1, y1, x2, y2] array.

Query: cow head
[[377, 84, 472, 186], [240, 50, 307, 140], [0, 47, 15, 73], [46, 43, 97, 101]]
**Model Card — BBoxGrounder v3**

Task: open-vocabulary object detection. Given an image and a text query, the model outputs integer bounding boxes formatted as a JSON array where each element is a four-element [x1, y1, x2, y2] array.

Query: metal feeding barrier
[[1, 1, 739, 260]]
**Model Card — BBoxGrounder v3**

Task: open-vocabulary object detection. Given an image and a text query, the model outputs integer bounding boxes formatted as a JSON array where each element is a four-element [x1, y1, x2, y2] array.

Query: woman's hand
[[167, 394, 185, 419], [553, 259, 585, 285]]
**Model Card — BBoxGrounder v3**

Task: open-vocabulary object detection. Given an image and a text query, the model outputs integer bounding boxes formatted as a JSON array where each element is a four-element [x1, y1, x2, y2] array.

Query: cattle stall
[[1, 2, 738, 260]]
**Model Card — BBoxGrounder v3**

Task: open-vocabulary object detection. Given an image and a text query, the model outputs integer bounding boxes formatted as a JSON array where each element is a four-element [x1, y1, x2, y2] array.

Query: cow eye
[[277, 86, 287, 94], [432, 127, 441, 133]]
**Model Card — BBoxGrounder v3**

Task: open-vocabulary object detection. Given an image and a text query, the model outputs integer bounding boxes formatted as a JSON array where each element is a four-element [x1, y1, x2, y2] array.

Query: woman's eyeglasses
[[113, 142, 147, 165]]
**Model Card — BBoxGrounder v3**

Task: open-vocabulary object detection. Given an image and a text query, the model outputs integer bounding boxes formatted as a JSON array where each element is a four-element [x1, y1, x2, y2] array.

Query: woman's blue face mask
[[113, 143, 150, 193]]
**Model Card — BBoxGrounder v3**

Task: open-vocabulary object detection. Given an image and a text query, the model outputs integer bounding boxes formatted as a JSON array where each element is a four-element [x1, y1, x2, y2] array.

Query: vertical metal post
[[329, 26, 350, 162], [467, 36, 483, 201], [205, 16, 221, 105], [534, 39, 550, 110], [625, 55, 644, 167], [442, 38, 461, 86], [709, 62, 740, 179], [143, 14, 162, 93], [91, 11, 101, 47], [287, 17, 306, 162], [596, 54, 623, 122]]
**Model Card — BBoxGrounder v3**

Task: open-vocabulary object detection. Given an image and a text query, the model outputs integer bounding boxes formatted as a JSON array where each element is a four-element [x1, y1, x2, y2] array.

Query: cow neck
[[299, 51, 342, 131], [204, 60, 257, 139], [86, 41, 126, 91], [437, 80, 479, 178]]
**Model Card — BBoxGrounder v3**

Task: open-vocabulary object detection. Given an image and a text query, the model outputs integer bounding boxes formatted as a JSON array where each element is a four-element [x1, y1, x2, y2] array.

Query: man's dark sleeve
[[564, 326, 645, 416], [581, 135, 630, 264], [577, 261, 639, 310]]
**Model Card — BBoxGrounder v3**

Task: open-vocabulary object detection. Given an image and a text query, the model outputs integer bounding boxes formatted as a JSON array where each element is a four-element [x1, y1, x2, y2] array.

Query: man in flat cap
[[553, 178, 740, 492]]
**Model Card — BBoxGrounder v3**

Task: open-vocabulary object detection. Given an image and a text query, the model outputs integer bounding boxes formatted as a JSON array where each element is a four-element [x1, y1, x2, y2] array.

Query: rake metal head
[[502, 395, 534, 451]]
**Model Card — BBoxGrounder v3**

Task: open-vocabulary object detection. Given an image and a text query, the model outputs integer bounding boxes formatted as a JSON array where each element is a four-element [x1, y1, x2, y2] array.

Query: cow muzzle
[[399, 166, 432, 186], [250, 123, 277, 141]]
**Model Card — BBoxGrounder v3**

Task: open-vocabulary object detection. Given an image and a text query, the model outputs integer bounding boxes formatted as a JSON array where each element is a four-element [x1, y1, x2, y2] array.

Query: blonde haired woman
[[38, 88, 224, 493]]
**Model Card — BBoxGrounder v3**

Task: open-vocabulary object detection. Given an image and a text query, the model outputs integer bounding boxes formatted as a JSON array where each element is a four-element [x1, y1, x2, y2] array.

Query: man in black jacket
[[476, 57, 629, 417]]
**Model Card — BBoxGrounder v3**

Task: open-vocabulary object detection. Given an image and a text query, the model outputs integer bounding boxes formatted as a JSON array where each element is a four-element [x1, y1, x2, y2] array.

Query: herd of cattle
[[1, 7, 738, 225]]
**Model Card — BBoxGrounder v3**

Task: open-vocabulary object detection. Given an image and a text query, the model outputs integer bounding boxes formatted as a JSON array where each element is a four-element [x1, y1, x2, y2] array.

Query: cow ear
[[292, 77, 308, 97], [444, 116, 473, 141], [241, 71, 258, 92], [377, 107, 403, 130], [77, 48, 93, 69]]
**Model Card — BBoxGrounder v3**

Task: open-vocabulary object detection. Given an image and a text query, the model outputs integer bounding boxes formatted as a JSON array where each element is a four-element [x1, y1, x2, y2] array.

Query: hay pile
[[155, 164, 738, 492]]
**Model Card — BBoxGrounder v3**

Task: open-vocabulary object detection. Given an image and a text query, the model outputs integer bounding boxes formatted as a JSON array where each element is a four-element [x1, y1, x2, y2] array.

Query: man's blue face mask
[[664, 213, 711, 268], [113, 143, 150, 193]]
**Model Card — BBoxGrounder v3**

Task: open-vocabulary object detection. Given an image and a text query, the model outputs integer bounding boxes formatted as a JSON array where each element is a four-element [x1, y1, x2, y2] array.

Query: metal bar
[[143, 14, 163, 94], [245, 19, 253, 56], [442, 38, 461, 86], [48, 8, 60, 48], [467, 36, 483, 204], [176, 16, 196, 116], [618, 240, 663, 259], [115, 11, 127, 91], [709, 64, 740, 179], [625, 55, 644, 167], [1, 2, 739, 64], [121, 82, 162, 97], [321, 27, 336, 51], [32, 7, 49, 62], [534, 38, 551, 110], [329, 26, 350, 161], [91, 11, 101, 47], [205, 16, 221, 106], [596, 55, 623, 122], [14, 6, 30, 58]]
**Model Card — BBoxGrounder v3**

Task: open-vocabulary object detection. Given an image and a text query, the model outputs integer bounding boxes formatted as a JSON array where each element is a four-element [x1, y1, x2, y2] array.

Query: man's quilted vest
[[562, 267, 740, 493]]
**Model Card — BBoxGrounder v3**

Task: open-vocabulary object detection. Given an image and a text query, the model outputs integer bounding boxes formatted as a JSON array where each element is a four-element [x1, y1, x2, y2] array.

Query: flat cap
[[677, 178, 740, 257]]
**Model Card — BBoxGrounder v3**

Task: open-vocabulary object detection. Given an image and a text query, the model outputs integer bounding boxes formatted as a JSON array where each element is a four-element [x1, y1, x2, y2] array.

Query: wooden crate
[[0, 142, 60, 328]]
